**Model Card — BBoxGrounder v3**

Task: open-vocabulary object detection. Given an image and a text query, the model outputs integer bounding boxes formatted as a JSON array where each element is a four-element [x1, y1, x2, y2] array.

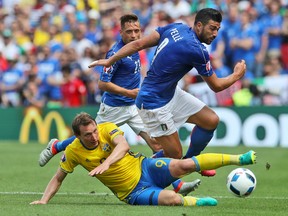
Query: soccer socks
[[192, 153, 244, 172], [183, 126, 215, 158], [172, 179, 184, 193], [54, 136, 76, 153], [180, 195, 218, 206], [191, 151, 256, 172]]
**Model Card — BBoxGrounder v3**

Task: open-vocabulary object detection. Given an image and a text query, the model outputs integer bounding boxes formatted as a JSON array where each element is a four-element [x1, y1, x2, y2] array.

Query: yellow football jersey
[[60, 122, 145, 200]]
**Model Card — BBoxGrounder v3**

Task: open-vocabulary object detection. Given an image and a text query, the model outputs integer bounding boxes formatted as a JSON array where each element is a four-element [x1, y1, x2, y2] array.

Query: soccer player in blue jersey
[[39, 14, 160, 165], [88, 8, 247, 177], [38, 14, 198, 196], [30, 112, 256, 206]]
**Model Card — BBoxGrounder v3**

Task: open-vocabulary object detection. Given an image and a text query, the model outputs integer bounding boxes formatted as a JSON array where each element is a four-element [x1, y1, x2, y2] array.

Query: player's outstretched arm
[[88, 30, 160, 69], [30, 168, 67, 205]]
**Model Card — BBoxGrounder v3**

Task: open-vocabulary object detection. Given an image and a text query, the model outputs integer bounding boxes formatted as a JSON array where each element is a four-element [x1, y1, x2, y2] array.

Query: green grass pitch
[[0, 141, 287, 216]]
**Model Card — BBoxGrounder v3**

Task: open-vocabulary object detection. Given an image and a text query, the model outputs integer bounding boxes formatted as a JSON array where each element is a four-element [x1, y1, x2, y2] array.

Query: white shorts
[[96, 103, 145, 135], [137, 86, 205, 137]]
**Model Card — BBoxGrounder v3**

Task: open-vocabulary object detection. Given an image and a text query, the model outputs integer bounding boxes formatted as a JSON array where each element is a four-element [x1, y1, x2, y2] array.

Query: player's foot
[[177, 179, 201, 196], [200, 170, 216, 177], [239, 150, 256, 165], [185, 196, 218, 206], [38, 139, 58, 167]]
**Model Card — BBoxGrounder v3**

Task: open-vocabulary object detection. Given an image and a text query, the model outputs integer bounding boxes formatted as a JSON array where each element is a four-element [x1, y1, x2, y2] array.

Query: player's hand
[[30, 200, 47, 205], [233, 60, 246, 80], [126, 88, 139, 99], [88, 163, 110, 176], [88, 59, 111, 68]]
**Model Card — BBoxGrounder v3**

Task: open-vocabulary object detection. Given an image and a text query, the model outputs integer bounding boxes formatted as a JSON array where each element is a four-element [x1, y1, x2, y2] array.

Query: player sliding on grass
[[38, 14, 201, 195], [88, 8, 247, 177], [31, 112, 256, 206]]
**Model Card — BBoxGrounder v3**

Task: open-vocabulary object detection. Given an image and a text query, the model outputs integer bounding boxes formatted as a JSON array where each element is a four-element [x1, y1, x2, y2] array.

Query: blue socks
[[54, 136, 76, 152], [184, 126, 215, 158]]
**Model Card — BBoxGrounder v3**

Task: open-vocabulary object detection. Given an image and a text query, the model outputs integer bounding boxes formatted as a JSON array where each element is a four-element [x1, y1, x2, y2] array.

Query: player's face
[[198, 20, 220, 44], [120, 21, 141, 44], [78, 122, 99, 149]]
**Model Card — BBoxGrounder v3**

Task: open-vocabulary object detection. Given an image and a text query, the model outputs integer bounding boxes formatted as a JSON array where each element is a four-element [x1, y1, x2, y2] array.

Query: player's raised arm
[[88, 30, 160, 68], [202, 60, 246, 92], [30, 168, 67, 204]]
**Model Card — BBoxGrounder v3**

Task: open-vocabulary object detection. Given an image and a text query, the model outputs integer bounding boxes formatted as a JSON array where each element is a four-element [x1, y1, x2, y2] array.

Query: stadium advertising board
[[122, 107, 288, 148], [0, 106, 287, 147]]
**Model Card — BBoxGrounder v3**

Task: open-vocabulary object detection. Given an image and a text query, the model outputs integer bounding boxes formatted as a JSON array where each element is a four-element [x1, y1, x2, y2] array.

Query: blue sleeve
[[193, 47, 214, 77]]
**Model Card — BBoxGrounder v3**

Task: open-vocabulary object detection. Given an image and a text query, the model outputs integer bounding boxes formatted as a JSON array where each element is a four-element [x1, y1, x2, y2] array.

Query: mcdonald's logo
[[19, 107, 71, 144]]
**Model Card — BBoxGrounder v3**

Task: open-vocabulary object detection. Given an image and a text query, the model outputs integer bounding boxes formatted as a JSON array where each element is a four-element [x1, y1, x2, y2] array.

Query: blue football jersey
[[135, 23, 214, 109], [100, 40, 141, 107]]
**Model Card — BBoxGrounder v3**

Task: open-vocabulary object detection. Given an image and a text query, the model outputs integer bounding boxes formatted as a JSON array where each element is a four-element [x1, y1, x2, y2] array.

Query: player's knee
[[209, 113, 219, 129]]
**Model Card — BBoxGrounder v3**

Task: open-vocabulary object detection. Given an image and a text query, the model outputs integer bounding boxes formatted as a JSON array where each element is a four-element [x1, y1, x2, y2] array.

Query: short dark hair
[[120, 14, 139, 29], [61, 65, 71, 74], [194, 8, 222, 26], [72, 112, 96, 135]]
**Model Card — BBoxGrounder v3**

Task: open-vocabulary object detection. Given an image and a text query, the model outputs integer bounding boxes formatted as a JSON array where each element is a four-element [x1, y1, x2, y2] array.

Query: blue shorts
[[124, 158, 178, 205]]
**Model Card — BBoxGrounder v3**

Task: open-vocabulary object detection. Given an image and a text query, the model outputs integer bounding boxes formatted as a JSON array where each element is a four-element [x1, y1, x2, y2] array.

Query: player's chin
[[206, 37, 216, 44], [205, 39, 213, 45], [90, 141, 99, 147]]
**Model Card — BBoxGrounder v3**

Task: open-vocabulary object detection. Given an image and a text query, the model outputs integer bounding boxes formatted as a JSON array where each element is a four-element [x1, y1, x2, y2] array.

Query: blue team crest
[[206, 61, 211, 71], [102, 143, 111, 152], [61, 154, 66, 162], [104, 66, 113, 74]]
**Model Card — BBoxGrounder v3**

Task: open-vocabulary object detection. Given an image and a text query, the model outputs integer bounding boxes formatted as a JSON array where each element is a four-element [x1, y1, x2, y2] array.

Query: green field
[[1, 141, 287, 216]]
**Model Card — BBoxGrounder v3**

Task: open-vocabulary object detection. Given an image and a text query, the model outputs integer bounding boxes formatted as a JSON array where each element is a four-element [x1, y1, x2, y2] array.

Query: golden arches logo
[[19, 107, 70, 144]]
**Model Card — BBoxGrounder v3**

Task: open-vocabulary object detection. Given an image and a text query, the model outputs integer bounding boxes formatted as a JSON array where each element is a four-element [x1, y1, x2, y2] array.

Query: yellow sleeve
[[98, 122, 124, 143], [59, 139, 82, 173]]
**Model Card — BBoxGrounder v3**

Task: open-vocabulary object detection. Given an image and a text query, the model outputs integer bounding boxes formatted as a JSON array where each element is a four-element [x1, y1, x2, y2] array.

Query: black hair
[[120, 14, 139, 29], [61, 64, 71, 74], [194, 8, 222, 26]]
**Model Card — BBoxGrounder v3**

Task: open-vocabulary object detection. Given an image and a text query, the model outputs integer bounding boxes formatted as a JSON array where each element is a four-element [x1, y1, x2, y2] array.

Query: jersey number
[[151, 38, 169, 64]]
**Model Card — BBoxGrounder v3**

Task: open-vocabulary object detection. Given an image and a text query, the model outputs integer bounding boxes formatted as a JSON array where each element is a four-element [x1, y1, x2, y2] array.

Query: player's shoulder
[[98, 122, 124, 139], [157, 22, 187, 32], [98, 122, 119, 133], [107, 40, 124, 57], [65, 138, 82, 153]]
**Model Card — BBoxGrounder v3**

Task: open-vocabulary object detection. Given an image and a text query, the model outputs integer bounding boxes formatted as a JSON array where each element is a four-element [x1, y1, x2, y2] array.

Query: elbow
[[213, 87, 224, 93], [209, 84, 224, 93], [98, 81, 107, 91]]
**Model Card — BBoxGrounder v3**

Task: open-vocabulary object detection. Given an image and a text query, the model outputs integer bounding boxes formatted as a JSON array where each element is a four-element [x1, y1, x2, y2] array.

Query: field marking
[[0, 191, 112, 196], [1, 191, 288, 200]]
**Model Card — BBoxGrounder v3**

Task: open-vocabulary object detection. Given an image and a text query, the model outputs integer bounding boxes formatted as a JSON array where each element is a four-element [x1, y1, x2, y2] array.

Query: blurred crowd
[[0, 0, 288, 108]]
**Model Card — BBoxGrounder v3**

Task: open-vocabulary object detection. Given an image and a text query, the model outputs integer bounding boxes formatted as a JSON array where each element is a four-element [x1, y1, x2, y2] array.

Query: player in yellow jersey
[[30, 112, 256, 206]]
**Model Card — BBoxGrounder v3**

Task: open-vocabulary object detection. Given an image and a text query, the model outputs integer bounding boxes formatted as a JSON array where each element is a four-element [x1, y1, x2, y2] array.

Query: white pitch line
[[0, 192, 288, 200], [0, 191, 113, 196]]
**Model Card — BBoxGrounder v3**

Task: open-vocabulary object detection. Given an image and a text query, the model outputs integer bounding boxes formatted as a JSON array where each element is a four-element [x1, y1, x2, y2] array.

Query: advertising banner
[[0, 106, 287, 147]]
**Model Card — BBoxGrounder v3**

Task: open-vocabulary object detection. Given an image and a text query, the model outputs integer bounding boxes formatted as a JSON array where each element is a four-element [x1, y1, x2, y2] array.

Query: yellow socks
[[182, 195, 197, 206], [193, 153, 240, 171], [180, 195, 218, 206]]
